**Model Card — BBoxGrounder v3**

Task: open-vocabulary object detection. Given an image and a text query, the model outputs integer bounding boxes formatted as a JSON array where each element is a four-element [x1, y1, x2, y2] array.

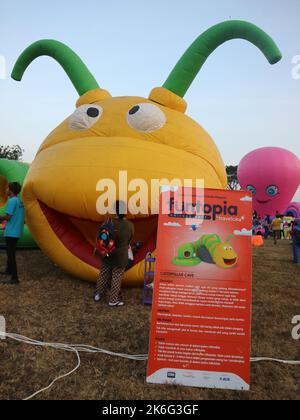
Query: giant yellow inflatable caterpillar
[[11, 21, 281, 285]]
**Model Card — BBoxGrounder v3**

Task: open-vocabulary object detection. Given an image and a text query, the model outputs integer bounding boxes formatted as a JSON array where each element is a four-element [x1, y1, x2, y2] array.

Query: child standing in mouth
[[0, 182, 25, 285], [95, 201, 134, 307]]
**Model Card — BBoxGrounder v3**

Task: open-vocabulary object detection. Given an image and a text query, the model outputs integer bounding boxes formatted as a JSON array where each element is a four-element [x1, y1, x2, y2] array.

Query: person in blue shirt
[[0, 182, 25, 285]]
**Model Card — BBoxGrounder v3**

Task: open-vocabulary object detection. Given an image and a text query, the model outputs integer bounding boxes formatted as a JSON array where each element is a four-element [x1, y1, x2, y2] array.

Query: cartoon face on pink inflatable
[[238, 147, 300, 216]]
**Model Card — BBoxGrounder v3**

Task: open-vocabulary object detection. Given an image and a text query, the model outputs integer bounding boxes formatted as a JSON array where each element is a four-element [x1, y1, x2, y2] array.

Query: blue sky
[[0, 0, 299, 172]]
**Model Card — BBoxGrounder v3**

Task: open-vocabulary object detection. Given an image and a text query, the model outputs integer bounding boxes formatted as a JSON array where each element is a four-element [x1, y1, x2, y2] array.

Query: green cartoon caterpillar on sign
[[173, 234, 238, 269]]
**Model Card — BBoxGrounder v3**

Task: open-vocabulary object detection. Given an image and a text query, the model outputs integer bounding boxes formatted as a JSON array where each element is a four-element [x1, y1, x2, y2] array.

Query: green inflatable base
[[0, 225, 38, 249], [172, 257, 201, 267]]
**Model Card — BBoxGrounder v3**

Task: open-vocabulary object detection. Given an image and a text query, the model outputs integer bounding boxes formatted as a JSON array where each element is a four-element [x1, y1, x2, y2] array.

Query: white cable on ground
[[2, 332, 148, 400], [23, 346, 81, 401], [251, 357, 300, 365], [1, 331, 299, 400]]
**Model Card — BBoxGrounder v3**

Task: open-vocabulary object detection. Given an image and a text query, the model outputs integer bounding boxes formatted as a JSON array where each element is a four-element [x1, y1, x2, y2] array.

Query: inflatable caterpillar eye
[[266, 185, 279, 197], [247, 185, 257, 196], [126, 103, 167, 133], [69, 104, 103, 131]]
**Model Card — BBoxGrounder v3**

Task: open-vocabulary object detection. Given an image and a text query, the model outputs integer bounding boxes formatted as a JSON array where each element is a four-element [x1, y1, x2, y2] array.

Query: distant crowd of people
[[253, 211, 300, 263]]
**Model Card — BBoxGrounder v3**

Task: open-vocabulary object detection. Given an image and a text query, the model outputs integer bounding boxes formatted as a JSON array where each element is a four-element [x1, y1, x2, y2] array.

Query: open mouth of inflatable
[[223, 257, 237, 266], [39, 201, 157, 270], [257, 199, 271, 204]]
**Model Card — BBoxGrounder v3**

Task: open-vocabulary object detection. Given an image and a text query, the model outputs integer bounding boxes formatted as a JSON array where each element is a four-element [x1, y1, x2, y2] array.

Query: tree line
[[0, 145, 24, 161]]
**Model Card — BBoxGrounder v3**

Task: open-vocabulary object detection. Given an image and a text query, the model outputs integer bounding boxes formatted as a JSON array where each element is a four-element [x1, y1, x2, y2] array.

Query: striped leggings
[[96, 261, 125, 303]]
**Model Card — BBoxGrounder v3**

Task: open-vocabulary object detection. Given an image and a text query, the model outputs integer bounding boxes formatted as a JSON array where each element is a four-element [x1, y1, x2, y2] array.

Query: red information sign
[[147, 187, 253, 390]]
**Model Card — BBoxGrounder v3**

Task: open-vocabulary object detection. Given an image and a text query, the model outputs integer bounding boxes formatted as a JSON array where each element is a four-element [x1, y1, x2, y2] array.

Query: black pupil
[[129, 105, 140, 115], [87, 107, 100, 118]]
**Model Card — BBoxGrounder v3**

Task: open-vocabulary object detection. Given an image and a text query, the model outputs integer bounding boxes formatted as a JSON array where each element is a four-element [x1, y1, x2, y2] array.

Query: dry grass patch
[[0, 240, 299, 400]]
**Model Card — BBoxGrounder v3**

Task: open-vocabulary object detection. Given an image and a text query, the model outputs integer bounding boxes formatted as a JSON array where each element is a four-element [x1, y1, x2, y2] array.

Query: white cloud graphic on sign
[[234, 228, 252, 237], [164, 222, 181, 228], [240, 196, 252, 202]]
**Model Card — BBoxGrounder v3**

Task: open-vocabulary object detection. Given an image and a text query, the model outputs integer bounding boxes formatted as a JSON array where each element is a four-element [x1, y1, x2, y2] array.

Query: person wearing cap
[[0, 182, 25, 285]]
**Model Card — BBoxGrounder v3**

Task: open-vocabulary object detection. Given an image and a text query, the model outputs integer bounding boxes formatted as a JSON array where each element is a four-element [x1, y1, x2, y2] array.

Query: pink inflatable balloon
[[238, 147, 300, 216]]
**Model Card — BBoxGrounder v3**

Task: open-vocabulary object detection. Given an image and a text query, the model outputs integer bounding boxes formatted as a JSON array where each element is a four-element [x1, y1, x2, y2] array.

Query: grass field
[[0, 240, 299, 400]]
